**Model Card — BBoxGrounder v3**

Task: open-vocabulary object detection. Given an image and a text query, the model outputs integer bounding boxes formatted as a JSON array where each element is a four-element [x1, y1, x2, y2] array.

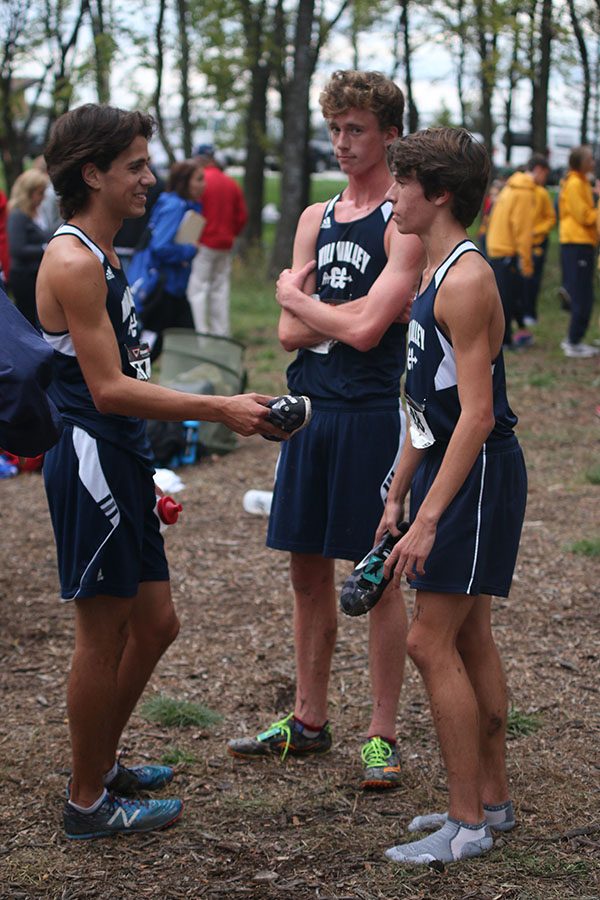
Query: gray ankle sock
[[408, 800, 515, 834], [103, 762, 119, 785], [386, 818, 493, 865], [482, 800, 515, 832], [67, 788, 108, 814]]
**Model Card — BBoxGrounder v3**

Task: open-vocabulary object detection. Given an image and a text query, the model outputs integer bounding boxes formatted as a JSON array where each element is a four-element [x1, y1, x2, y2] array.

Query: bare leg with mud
[[68, 595, 134, 807], [407, 591, 483, 824], [367, 582, 407, 738], [456, 595, 510, 806], [106, 581, 180, 770], [291, 552, 337, 727]]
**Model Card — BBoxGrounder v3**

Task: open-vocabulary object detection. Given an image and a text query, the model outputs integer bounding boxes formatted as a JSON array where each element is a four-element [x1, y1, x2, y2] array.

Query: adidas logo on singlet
[[321, 216, 332, 230], [106, 266, 115, 280]]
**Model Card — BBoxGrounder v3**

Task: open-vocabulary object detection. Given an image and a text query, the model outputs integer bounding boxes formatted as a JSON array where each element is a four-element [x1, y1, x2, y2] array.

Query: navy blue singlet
[[41, 224, 152, 463], [405, 240, 518, 447], [286, 194, 406, 404]]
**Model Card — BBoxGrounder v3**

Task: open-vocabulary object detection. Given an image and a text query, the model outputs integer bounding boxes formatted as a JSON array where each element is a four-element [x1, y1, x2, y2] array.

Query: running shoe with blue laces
[[64, 793, 183, 839], [361, 736, 401, 790], [341, 522, 409, 617], [227, 712, 331, 760]]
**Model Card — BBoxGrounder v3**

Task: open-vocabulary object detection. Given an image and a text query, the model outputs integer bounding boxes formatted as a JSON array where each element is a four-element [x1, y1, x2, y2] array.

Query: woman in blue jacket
[[140, 160, 205, 354]]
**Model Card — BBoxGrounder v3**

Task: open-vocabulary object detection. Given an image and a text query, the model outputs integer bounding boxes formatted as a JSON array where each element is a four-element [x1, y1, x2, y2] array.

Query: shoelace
[[361, 736, 393, 767], [259, 712, 294, 760]]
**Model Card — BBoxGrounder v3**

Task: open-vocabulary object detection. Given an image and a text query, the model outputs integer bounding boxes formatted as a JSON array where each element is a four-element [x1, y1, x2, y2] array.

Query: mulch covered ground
[[0, 347, 599, 900]]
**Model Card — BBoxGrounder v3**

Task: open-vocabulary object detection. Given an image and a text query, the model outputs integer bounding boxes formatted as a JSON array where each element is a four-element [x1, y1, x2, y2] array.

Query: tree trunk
[[88, 0, 112, 103], [504, 12, 521, 165], [270, 0, 317, 275], [240, 0, 270, 251], [400, 0, 418, 132], [456, 0, 468, 126], [568, 0, 590, 144], [593, 20, 600, 157], [531, 0, 552, 153], [176, 0, 193, 158], [0, 74, 27, 190], [153, 0, 177, 166], [474, 0, 496, 153]]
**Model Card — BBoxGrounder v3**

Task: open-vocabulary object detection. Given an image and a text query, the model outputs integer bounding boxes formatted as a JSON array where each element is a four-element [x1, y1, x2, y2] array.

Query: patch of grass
[[584, 465, 600, 484], [507, 705, 543, 737], [139, 694, 222, 728], [567, 538, 600, 557], [221, 788, 289, 815], [161, 746, 197, 765], [528, 371, 556, 388], [502, 847, 591, 878]]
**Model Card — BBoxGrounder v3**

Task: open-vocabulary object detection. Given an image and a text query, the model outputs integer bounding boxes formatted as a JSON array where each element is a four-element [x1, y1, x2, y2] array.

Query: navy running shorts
[[267, 399, 406, 561], [408, 436, 527, 597], [43, 425, 169, 600]]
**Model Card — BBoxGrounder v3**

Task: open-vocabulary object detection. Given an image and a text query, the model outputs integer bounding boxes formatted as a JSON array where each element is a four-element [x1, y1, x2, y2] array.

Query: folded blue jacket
[[0, 287, 63, 456]]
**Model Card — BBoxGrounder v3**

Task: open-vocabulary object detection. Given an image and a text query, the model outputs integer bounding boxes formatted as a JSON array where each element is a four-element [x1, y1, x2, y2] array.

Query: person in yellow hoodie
[[486, 164, 537, 348], [558, 145, 600, 358], [523, 155, 556, 326]]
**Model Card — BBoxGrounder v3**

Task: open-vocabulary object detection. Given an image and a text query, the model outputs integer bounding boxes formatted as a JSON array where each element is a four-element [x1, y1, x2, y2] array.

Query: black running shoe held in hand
[[263, 394, 312, 441], [340, 521, 410, 617]]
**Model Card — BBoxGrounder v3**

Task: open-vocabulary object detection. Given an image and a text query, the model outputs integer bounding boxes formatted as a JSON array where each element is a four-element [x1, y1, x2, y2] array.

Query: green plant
[[139, 694, 222, 728], [507, 705, 543, 737], [584, 466, 600, 485], [161, 746, 197, 765], [567, 538, 600, 557]]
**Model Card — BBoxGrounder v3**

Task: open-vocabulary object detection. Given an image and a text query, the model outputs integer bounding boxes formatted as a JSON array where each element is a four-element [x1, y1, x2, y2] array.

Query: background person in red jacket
[[187, 146, 248, 336]]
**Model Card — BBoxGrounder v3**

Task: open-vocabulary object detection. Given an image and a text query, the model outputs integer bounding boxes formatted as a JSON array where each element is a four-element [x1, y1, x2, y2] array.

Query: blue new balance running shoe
[[64, 793, 183, 839]]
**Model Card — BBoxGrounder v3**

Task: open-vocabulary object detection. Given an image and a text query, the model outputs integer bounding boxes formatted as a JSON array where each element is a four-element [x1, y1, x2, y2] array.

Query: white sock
[[68, 788, 108, 814], [408, 800, 515, 834], [386, 818, 492, 865]]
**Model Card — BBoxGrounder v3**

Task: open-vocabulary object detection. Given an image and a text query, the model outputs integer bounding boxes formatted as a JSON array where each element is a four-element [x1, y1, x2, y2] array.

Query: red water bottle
[[156, 495, 183, 531]]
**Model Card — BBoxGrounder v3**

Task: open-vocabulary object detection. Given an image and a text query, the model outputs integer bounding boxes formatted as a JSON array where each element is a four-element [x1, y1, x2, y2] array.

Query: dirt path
[[0, 348, 599, 899]]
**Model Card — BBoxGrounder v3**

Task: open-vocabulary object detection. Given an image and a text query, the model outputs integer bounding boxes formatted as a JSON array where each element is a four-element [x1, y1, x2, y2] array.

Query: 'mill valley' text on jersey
[[286, 195, 407, 404]]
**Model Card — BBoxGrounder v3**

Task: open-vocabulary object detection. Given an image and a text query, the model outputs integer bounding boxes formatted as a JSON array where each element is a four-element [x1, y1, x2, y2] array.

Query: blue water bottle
[[180, 420, 200, 464]]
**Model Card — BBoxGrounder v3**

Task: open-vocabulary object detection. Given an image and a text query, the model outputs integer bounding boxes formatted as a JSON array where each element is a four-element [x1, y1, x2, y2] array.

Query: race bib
[[127, 342, 152, 381], [406, 394, 435, 449]]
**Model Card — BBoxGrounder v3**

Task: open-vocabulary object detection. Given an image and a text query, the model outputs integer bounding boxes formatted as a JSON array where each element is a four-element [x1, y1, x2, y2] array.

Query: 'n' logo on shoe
[[107, 806, 141, 828]]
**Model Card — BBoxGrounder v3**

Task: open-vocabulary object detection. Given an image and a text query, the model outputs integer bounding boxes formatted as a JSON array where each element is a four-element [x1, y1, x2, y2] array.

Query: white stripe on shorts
[[71, 426, 120, 600], [380, 402, 407, 504], [466, 443, 486, 594]]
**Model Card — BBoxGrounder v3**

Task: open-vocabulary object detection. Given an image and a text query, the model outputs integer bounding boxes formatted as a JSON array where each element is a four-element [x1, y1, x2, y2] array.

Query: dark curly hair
[[319, 70, 405, 134], [44, 104, 155, 219], [388, 127, 490, 227]]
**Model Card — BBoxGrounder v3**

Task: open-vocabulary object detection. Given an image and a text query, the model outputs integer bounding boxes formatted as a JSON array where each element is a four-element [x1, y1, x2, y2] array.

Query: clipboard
[[175, 210, 206, 244]]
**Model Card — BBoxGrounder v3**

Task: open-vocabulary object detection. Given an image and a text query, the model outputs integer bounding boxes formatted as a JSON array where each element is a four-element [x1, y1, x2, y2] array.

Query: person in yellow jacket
[[486, 163, 538, 347], [558, 145, 600, 357], [523, 155, 556, 325]]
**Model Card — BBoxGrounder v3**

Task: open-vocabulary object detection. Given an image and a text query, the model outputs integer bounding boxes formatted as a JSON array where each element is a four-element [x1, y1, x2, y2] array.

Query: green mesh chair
[[158, 328, 247, 455]]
